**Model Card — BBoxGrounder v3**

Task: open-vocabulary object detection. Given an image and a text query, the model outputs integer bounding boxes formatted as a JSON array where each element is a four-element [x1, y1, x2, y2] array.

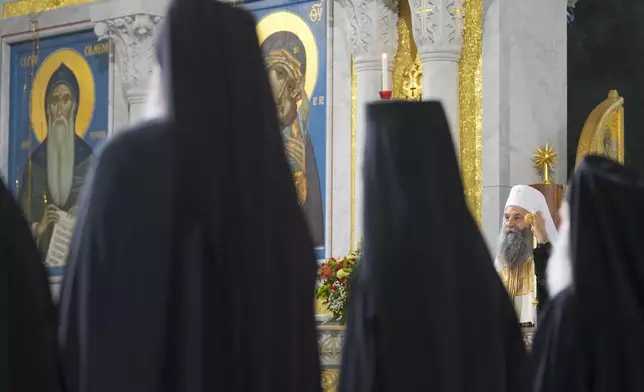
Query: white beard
[[46, 117, 75, 207], [547, 217, 573, 298]]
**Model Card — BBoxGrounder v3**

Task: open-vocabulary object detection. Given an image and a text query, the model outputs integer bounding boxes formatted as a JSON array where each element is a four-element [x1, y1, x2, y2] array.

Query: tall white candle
[[381, 53, 388, 91]]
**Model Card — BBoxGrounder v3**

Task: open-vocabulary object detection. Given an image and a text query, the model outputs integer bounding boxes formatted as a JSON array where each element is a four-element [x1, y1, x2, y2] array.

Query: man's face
[[267, 64, 301, 128], [48, 83, 74, 122], [503, 205, 530, 232], [498, 205, 533, 267]]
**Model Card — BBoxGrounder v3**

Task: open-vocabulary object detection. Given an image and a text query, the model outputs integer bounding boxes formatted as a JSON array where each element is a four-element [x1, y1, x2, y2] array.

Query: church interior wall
[[0, 0, 571, 388], [567, 0, 644, 177], [0, 0, 571, 260], [481, 0, 567, 252]]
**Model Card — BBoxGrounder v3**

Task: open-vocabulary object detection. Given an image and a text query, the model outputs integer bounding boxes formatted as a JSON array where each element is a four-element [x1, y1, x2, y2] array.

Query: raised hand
[[531, 210, 548, 244], [36, 204, 61, 237]]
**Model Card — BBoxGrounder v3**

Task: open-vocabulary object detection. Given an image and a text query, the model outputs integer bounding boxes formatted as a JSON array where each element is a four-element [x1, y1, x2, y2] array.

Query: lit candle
[[381, 53, 388, 91]]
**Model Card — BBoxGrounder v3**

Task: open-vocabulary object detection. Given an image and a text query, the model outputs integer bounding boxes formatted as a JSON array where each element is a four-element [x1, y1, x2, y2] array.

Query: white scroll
[[44, 211, 76, 268]]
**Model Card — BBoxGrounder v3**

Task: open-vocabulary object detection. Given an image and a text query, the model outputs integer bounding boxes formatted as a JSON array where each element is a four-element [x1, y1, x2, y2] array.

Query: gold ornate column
[[349, 0, 484, 229], [392, 0, 422, 101], [458, 0, 483, 225]]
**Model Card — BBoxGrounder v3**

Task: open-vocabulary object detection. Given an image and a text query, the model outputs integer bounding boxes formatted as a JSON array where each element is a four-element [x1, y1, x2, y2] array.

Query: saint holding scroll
[[17, 63, 94, 263]]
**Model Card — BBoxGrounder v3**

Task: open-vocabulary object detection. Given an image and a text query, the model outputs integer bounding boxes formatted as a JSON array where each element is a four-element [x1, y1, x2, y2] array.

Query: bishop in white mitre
[[494, 185, 559, 326]]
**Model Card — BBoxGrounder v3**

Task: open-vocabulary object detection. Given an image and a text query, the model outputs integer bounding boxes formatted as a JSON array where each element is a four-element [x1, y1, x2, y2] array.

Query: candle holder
[[379, 90, 392, 100]]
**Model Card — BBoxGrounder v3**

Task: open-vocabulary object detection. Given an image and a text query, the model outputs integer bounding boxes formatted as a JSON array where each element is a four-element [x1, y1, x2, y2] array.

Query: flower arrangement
[[316, 245, 362, 324]]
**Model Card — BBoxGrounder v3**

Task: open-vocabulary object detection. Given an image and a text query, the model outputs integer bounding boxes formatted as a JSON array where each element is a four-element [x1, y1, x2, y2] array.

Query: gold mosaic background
[[2, 0, 95, 19]]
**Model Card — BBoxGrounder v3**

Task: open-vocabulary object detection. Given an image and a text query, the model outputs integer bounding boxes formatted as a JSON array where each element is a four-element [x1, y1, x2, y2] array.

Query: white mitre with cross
[[506, 185, 559, 245]]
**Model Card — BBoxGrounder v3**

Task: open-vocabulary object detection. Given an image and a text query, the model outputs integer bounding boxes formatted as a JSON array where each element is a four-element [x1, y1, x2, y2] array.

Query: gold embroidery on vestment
[[498, 259, 535, 298]]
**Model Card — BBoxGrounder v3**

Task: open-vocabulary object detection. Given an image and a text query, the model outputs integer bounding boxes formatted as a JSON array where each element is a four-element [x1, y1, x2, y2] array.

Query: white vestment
[[496, 184, 559, 325]]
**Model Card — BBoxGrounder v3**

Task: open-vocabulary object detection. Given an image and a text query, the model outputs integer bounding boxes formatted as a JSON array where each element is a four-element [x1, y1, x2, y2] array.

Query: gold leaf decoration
[[2, 0, 96, 19], [532, 144, 558, 184], [393, 0, 422, 101], [459, 0, 484, 226]]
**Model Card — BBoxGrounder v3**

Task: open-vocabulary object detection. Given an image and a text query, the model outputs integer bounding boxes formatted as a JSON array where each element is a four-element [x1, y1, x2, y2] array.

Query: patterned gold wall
[[392, 0, 422, 101]]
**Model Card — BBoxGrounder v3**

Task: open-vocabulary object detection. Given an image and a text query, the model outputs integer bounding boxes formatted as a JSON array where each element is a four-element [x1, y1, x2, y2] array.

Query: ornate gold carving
[[459, 0, 483, 226], [532, 144, 558, 184], [576, 90, 624, 166], [2, 0, 95, 19], [402, 62, 422, 101], [321, 370, 340, 391], [393, 0, 422, 100]]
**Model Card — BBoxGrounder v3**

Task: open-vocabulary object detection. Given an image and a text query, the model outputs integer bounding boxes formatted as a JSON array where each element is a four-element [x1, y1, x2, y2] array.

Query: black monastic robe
[[339, 101, 528, 392], [58, 1, 321, 391], [0, 180, 61, 392], [531, 156, 644, 391]]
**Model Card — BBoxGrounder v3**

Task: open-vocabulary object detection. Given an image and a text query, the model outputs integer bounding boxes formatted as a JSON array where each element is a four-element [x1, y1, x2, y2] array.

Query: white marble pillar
[[94, 14, 162, 125], [408, 0, 464, 149], [339, 0, 398, 247], [481, 0, 567, 253], [329, 2, 353, 257]]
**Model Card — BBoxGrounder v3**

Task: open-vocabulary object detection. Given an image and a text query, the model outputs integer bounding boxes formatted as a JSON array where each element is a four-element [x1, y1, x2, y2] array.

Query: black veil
[[339, 102, 528, 392], [0, 180, 60, 391], [58, 0, 320, 390], [150, 1, 323, 389], [532, 156, 644, 391]]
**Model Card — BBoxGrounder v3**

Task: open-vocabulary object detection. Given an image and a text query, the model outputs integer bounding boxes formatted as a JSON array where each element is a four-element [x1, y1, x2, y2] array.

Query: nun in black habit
[[531, 156, 644, 392], [58, 1, 321, 391], [0, 180, 61, 391], [339, 102, 528, 392]]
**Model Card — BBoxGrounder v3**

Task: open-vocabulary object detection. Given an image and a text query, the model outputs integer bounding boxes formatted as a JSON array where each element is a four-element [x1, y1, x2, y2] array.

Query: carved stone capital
[[94, 14, 162, 101], [408, 0, 464, 59], [337, 0, 399, 60]]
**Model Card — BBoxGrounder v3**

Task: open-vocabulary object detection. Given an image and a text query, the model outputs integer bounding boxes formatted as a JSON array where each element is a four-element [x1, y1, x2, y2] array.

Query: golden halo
[[257, 11, 318, 104], [30, 49, 95, 142]]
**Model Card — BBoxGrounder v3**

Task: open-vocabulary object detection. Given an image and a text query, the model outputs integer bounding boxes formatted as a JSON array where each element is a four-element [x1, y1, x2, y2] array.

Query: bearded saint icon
[[261, 31, 323, 247], [18, 63, 94, 260]]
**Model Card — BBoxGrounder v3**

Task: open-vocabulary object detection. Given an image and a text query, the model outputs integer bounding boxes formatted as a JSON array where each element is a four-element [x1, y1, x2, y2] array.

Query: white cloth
[[547, 215, 572, 298], [505, 185, 558, 245], [513, 290, 536, 325]]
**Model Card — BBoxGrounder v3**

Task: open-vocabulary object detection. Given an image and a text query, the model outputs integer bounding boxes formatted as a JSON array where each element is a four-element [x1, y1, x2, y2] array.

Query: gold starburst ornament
[[532, 144, 558, 184]]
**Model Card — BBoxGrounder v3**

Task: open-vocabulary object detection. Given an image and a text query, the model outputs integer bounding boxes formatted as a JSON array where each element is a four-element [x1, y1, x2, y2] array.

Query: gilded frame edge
[[575, 91, 625, 167]]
